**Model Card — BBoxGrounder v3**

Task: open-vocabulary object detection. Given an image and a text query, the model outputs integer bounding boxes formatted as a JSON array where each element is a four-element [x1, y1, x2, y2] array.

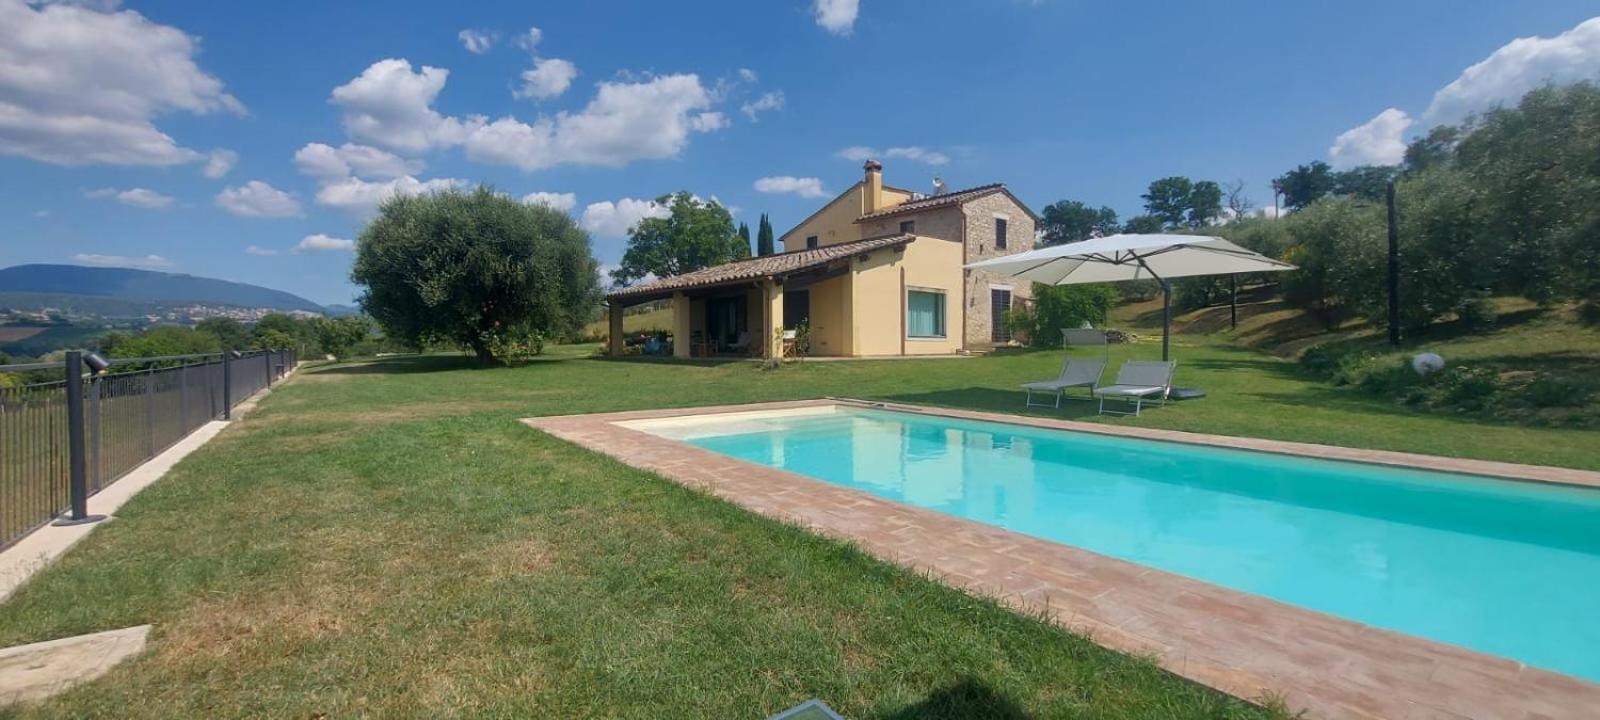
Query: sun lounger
[[1022, 358, 1106, 408], [1094, 360, 1176, 416]]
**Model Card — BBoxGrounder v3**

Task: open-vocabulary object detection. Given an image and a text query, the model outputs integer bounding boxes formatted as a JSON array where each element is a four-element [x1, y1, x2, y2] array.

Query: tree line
[[1033, 81, 1600, 336]]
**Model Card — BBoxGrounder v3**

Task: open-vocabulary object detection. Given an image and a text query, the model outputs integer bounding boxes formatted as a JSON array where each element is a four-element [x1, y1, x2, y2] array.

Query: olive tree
[[351, 187, 600, 364]]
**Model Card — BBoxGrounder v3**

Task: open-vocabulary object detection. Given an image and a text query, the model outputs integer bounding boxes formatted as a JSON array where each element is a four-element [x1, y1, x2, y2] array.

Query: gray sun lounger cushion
[[1022, 358, 1106, 408], [1093, 361, 1177, 416]]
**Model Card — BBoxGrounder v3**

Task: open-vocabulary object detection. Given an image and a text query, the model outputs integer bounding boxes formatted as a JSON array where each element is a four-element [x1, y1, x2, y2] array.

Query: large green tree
[[194, 317, 249, 350], [1039, 200, 1119, 246], [611, 192, 747, 285], [1274, 161, 1335, 211], [352, 186, 601, 364], [756, 213, 775, 256], [1141, 176, 1195, 228], [1331, 165, 1399, 202], [312, 315, 373, 360], [1186, 181, 1223, 227], [1403, 125, 1461, 172], [1122, 214, 1165, 234]]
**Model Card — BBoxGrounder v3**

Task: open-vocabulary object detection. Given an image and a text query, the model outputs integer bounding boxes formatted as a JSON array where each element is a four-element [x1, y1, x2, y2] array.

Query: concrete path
[[0, 625, 150, 706]]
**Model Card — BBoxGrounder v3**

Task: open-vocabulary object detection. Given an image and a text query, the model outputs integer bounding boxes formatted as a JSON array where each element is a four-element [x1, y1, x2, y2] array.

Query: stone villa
[[604, 160, 1039, 358]]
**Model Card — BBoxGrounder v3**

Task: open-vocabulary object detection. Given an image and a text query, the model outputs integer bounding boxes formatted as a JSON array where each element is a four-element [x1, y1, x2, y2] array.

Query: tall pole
[[1229, 274, 1238, 330], [53, 351, 105, 526], [1161, 279, 1172, 362], [1386, 180, 1401, 347]]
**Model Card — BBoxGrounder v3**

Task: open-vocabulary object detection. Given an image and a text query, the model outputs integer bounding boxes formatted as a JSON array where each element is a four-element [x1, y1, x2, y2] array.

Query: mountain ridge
[[0, 264, 326, 314]]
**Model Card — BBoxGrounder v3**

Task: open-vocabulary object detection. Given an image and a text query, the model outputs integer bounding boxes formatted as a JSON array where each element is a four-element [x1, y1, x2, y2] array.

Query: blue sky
[[3, 0, 1598, 306]]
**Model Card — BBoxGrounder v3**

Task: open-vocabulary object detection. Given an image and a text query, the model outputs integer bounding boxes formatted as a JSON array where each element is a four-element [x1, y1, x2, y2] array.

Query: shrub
[[1014, 283, 1119, 348], [1278, 198, 1386, 329], [484, 329, 546, 364], [1524, 377, 1591, 408]]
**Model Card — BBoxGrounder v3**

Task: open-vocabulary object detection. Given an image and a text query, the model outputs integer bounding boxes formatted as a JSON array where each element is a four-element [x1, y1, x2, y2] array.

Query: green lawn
[[1, 325, 1596, 718]]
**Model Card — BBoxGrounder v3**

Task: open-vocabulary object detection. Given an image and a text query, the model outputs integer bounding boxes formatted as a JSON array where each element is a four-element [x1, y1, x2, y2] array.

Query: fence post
[[265, 349, 273, 387], [223, 352, 233, 420], [89, 374, 102, 492], [179, 362, 188, 432], [144, 366, 155, 456], [53, 351, 105, 526]]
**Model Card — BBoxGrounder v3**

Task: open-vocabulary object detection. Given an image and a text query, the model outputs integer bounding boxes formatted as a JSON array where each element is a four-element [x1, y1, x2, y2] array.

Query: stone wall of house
[[960, 192, 1037, 350], [856, 205, 964, 243]]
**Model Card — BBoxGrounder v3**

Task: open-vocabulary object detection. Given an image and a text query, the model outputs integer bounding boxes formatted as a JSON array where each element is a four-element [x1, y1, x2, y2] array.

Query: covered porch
[[603, 234, 915, 359]]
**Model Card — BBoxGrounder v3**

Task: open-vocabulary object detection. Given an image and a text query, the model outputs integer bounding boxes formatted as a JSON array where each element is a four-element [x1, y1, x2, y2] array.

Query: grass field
[[0, 307, 1596, 718]]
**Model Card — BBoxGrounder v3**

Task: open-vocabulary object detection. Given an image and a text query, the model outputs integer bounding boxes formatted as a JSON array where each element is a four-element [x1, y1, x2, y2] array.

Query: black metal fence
[[0, 349, 295, 549]]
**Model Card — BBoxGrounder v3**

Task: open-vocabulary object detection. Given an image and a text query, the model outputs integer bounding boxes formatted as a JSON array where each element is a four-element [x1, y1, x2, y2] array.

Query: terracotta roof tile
[[607, 233, 915, 301]]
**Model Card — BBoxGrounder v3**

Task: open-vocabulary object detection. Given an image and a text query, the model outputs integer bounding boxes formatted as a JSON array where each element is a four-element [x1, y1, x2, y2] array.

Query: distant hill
[[323, 303, 362, 316], [0, 264, 325, 314]]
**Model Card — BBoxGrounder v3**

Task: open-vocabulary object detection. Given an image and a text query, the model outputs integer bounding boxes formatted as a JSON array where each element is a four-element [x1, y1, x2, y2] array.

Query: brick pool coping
[[521, 399, 1600, 719]]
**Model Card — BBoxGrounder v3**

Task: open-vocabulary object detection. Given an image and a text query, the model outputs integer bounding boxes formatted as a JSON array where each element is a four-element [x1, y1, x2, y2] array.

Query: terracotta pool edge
[[521, 399, 1600, 720], [825, 397, 1600, 489]]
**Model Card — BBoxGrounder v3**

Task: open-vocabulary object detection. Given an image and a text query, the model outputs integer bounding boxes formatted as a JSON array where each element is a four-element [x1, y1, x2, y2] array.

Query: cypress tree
[[756, 213, 776, 256], [737, 222, 752, 257]]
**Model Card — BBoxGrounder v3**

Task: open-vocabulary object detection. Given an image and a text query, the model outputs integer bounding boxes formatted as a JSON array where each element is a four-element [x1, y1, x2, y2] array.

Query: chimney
[[862, 159, 884, 214]]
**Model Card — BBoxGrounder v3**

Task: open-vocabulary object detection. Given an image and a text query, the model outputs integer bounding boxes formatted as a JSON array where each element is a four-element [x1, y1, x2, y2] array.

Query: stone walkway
[[523, 399, 1600, 720], [0, 626, 150, 706]]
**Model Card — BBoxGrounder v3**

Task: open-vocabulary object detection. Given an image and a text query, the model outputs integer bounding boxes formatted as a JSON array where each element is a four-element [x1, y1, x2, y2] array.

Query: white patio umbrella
[[965, 234, 1294, 361]]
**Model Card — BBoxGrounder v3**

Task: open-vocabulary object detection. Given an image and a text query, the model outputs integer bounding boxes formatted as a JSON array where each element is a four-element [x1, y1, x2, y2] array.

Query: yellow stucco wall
[[780, 183, 914, 252], [846, 236, 965, 356], [800, 274, 850, 356]]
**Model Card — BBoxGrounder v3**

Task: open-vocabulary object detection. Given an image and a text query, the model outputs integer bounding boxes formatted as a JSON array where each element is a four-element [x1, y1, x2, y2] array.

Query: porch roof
[[606, 233, 914, 304]]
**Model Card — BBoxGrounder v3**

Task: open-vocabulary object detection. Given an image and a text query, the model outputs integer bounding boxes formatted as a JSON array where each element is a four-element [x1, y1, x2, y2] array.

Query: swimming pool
[[631, 406, 1600, 682]]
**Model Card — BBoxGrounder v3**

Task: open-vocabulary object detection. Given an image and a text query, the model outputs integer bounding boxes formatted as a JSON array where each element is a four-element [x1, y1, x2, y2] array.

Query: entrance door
[[705, 296, 747, 351], [991, 288, 1013, 343], [783, 290, 811, 328]]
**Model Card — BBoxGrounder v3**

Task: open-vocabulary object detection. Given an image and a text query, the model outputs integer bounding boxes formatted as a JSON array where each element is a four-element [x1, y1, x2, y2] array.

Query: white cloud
[[0, 0, 244, 166], [215, 180, 303, 218], [245, 245, 279, 256], [463, 73, 723, 171], [754, 176, 827, 198], [202, 148, 237, 178], [314, 175, 463, 216], [581, 197, 669, 237], [522, 191, 577, 211], [329, 59, 475, 154], [328, 60, 726, 172], [740, 91, 784, 121], [885, 146, 949, 165], [1328, 107, 1413, 168], [515, 26, 543, 51], [294, 234, 355, 253], [85, 186, 174, 208], [690, 111, 729, 131], [836, 145, 875, 162], [738, 68, 758, 83], [293, 142, 422, 181], [812, 0, 860, 35], [71, 253, 172, 269], [457, 29, 495, 54], [1425, 17, 1600, 124], [835, 145, 949, 165], [516, 57, 578, 99]]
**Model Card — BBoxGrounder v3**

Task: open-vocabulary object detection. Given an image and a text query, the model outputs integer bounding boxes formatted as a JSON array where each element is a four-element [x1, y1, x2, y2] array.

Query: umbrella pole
[[1161, 280, 1171, 362]]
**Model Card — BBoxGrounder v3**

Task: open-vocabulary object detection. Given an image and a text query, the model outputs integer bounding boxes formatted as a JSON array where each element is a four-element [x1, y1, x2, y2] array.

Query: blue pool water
[[662, 407, 1600, 681]]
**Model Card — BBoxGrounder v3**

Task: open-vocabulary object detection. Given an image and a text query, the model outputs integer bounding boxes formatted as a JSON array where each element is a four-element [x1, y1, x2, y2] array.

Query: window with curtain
[[906, 290, 946, 338]]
